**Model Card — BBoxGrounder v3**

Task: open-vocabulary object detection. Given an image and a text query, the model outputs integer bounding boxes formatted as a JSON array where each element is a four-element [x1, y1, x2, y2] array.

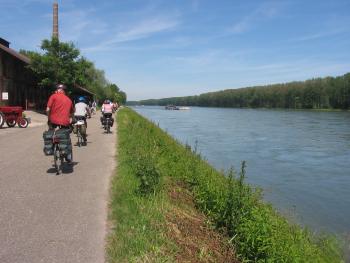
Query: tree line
[[136, 73, 350, 109], [20, 38, 126, 104]]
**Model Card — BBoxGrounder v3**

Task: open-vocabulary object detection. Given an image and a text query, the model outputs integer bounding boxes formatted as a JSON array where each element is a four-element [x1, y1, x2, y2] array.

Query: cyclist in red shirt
[[46, 83, 74, 162], [46, 84, 73, 128]]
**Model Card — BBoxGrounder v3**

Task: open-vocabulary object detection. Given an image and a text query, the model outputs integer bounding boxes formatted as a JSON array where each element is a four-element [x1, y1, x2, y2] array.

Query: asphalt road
[[0, 112, 116, 263]]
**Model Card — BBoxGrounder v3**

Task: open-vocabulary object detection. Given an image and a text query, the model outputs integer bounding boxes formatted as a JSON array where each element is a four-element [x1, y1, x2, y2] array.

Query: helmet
[[104, 99, 110, 104], [78, 96, 85, 102], [56, 83, 66, 90]]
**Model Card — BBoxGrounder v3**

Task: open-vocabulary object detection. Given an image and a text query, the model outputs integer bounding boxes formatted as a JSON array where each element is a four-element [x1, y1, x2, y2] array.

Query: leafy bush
[[135, 154, 160, 195]]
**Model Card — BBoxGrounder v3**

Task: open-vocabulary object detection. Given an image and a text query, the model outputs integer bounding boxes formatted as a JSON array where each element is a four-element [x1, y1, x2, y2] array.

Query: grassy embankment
[[107, 107, 343, 262]]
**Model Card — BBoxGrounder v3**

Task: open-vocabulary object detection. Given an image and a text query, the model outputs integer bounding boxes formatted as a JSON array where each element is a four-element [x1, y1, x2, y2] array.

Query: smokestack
[[53, 2, 59, 39]]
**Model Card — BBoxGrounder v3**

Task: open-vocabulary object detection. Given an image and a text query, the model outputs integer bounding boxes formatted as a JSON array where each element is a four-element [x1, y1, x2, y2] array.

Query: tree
[[138, 73, 350, 110], [26, 38, 80, 90], [106, 84, 127, 104], [22, 38, 127, 104]]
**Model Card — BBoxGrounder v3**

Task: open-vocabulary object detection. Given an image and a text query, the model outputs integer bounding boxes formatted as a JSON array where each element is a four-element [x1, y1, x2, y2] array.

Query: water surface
[[132, 106, 350, 236]]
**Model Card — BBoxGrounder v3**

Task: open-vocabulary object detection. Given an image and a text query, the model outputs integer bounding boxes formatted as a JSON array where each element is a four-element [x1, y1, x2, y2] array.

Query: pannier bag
[[80, 124, 86, 135], [43, 130, 54, 155], [101, 115, 114, 127], [42, 129, 72, 156], [108, 117, 114, 127], [73, 122, 86, 135], [55, 129, 72, 155], [73, 116, 86, 135]]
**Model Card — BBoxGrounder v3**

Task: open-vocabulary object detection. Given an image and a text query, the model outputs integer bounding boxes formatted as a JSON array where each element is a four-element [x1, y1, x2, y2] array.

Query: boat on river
[[178, 106, 190, 110], [165, 105, 179, 110], [165, 105, 191, 110]]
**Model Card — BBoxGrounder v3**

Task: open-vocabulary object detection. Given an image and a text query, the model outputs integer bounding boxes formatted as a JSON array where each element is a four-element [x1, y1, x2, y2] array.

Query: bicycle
[[90, 106, 96, 115], [103, 113, 113, 134], [105, 119, 111, 134], [51, 128, 72, 175], [53, 133, 64, 175], [73, 119, 85, 147]]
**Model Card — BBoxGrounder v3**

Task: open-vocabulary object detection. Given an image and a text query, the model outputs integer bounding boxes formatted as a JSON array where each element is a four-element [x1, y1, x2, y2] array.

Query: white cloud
[[229, 2, 284, 34], [291, 28, 348, 42], [59, 8, 108, 42], [173, 50, 225, 67], [82, 16, 180, 52], [115, 17, 179, 42], [149, 48, 254, 74]]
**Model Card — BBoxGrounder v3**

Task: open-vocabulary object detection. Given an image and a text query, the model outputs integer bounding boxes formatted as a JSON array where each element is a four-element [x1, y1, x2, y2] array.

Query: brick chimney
[[53, 2, 59, 39]]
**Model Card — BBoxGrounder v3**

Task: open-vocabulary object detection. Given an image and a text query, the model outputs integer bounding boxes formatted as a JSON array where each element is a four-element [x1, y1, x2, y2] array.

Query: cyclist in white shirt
[[74, 96, 90, 144]]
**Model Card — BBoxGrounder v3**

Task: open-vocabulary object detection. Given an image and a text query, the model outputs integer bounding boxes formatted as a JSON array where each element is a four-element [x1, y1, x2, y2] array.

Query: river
[[132, 106, 350, 237]]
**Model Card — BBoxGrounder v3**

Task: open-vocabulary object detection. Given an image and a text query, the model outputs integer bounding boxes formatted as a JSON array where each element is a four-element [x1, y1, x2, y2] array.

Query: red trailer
[[0, 106, 30, 128]]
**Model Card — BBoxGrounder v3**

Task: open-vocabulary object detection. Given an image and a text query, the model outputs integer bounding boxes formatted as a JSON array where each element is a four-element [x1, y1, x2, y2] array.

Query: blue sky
[[1, 0, 350, 100]]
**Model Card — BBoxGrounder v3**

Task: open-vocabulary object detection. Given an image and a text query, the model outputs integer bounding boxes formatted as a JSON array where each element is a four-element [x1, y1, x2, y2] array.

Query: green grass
[[107, 107, 344, 263], [106, 110, 176, 262]]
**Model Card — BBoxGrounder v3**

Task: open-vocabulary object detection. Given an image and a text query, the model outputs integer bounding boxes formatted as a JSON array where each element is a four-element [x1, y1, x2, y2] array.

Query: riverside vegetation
[[134, 72, 350, 110], [107, 107, 343, 262]]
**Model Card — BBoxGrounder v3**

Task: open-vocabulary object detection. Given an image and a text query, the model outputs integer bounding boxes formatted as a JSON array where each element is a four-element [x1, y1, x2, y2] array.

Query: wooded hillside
[[138, 73, 350, 109]]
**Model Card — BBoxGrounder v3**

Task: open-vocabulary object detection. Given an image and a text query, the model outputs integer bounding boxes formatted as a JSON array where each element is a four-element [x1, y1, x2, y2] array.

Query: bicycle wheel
[[0, 112, 4, 128], [77, 128, 81, 147], [60, 155, 64, 172], [53, 144, 60, 175]]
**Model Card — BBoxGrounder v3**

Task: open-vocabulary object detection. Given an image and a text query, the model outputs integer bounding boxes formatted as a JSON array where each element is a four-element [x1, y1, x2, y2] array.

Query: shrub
[[135, 153, 161, 195]]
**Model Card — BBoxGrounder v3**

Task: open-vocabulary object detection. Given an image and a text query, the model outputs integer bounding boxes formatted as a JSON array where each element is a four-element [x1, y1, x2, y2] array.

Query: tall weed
[[135, 153, 161, 195]]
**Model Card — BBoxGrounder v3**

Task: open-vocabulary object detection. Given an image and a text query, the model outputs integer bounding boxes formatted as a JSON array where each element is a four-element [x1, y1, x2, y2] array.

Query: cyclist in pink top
[[102, 100, 113, 114], [101, 100, 114, 128]]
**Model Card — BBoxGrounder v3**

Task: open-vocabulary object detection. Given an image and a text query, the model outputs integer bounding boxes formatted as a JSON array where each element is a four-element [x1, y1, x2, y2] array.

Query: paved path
[[0, 112, 116, 263]]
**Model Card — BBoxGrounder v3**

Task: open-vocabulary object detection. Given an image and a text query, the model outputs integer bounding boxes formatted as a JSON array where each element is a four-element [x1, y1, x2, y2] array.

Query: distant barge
[[165, 105, 190, 110]]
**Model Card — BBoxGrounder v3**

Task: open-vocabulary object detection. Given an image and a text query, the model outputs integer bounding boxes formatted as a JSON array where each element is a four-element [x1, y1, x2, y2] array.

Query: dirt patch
[[166, 182, 239, 263]]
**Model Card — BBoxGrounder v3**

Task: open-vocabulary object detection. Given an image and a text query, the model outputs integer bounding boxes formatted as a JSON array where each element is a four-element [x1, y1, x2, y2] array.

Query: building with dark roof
[[0, 37, 96, 109], [0, 37, 49, 109]]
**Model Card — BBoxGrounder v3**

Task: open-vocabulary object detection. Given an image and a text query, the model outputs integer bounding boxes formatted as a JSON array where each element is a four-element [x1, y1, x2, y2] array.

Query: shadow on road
[[73, 141, 92, 147], [102, 132, 113, 134], [46, 162, 79, 175]]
